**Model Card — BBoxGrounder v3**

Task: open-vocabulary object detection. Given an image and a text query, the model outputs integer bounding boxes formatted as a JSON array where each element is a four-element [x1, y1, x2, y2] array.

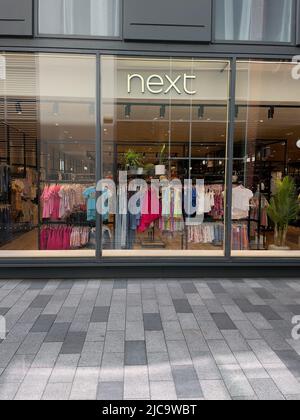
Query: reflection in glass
[[215, 0, 292, 43], [233, 61, 300, 256], [0, 53, 96, 257], [101, 57, 230, 257], [39, 0, 120, 37]]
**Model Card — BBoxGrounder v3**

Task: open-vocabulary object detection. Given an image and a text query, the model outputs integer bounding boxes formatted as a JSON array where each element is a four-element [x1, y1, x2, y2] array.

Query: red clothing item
[[138, 188, 161, 233], [50, 185, 61, 221]]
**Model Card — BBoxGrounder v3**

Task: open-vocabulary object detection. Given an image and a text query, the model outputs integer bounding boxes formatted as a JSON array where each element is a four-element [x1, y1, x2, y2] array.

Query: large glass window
[[38, 0, 120, 37], [101, 56, 230, 257], [233, 60, 300, 257], [215, 0, 293, 43], [0, 53, 96, 257]]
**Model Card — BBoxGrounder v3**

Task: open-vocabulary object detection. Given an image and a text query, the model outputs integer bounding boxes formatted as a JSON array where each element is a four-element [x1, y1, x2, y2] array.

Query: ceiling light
[[235, 105, 239, 118], [15, 101, 22, 115], [296, 139, 300, 149], [53, 102, 59, 116], [160, 105, 166, 119], [198, 105, 204, 119], [125, 104, 131, 119], [89, 103, 95, 116], [268, 106, 275, 120]]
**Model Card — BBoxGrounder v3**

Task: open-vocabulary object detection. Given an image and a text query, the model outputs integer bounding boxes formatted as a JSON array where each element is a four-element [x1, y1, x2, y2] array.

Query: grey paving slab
[[99, 352, 124, 383], [250, 378, 285, 400], [30, 315, 56, 333], [219, 364, 255, 397], [173, 299, 193, 314], [44, 323, 70, 343], [42, 382, 72, 400], [60, 332, 87, 355], [181, 282, 198, 294], [211, 313, 237, 330], [150, 381, 177, 400], [0, 278, 298, 400], [125, 341, 147, 366], [29, 295, 52, 309], [97, 381, 124, 400], [172, 365, 203, 399], [143, 313, 163, 331], [148, 352, 173, 382], [91, 307, 110, 323], [200, 380, 231, 400]]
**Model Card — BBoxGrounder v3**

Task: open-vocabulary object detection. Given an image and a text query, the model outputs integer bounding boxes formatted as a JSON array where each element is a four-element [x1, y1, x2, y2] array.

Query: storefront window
[[101, 56, 230, 257], [0, 53, 96, 257], [38, 0, 120, 37], [215, 0, 293, 43], [233, 60, 300, 257]]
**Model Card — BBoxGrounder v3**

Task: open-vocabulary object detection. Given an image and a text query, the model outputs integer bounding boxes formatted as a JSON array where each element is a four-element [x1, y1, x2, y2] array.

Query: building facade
[[1, 0, 300, 278]]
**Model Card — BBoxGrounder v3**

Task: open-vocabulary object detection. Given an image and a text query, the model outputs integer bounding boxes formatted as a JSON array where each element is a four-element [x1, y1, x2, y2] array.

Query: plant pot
[[129, 167, 137, 175], [268, 244, 290, 251], [137, 167, 144, 175], [155, 165, 166, 176], [269, 225, 290, 250]]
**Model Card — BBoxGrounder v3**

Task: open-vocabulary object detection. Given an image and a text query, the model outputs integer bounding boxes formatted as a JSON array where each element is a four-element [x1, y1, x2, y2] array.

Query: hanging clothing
[[83, 186, 96, 221], [231, 185, 253, 219], [232, 223, 249, 250], [40, 225, 91, 250], [138, 187, 161, 233]]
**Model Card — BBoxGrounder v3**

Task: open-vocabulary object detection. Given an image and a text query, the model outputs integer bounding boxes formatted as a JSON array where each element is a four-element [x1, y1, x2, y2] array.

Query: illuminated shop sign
[[127, 73, 197, 95]]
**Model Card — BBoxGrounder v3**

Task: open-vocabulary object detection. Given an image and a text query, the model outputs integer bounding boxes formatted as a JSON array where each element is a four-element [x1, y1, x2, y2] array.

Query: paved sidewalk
[[0, 278, 300, 400]]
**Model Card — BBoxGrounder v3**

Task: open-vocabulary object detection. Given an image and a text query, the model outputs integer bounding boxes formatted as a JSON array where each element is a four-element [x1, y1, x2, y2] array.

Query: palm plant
[[267, 176, 299, 248]]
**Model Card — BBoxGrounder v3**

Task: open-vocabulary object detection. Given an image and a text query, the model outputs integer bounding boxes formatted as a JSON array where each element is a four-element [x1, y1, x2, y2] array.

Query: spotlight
[[15, 101, 22, 115], [198, 105, 204, 119], [160, 105, 166, 119], [125, 104, 131, 119], [53, 102, 59, 116], [89, 103, 95, 116], [235, 105, 239, 118], [268, 106, 275, 120]]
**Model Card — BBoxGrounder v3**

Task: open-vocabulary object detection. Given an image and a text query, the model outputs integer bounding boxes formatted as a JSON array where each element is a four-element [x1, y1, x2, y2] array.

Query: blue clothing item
[[83, 186, 96, 221]]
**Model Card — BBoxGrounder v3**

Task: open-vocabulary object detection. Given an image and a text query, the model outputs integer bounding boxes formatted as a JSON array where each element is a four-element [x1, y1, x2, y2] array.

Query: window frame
[[212, 0, 297, 46], [35, 0, 123, 40]]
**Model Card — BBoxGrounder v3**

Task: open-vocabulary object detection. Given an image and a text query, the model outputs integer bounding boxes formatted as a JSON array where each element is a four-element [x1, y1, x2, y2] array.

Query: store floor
[[0, 278, 300, 400]]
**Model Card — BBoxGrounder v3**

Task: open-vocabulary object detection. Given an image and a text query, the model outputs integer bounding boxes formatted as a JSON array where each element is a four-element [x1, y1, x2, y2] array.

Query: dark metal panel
[[225, 58, 236, 258], [0, 264, 300, 279], [0, 0, 33, 36], [96, 52, 103, 259], [297, 0, 300, 45], [1, 36, 300, 57], [123, 0, 212, 42]]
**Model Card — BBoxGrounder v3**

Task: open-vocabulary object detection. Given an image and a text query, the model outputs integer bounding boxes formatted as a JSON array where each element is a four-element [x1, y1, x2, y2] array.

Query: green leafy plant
[[124, 149, 143, 169], [267, 176, 299, 248]]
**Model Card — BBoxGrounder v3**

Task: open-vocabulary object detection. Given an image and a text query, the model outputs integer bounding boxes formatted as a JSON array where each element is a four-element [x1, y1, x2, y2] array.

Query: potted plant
[[155, 143, 167, 175], [267, 176, 299, 250], [144, 163, 155, 176], [124, 149, 143, 175]]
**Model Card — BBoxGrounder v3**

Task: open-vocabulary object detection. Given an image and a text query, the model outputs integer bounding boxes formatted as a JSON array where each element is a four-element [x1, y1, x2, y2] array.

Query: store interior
[[1, 55, 300, 257]]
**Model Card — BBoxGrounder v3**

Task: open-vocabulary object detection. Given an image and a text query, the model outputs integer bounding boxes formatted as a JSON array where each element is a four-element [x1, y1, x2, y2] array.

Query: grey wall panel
[[0, 0, 33, 36], [124, 0, 212, 42]]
